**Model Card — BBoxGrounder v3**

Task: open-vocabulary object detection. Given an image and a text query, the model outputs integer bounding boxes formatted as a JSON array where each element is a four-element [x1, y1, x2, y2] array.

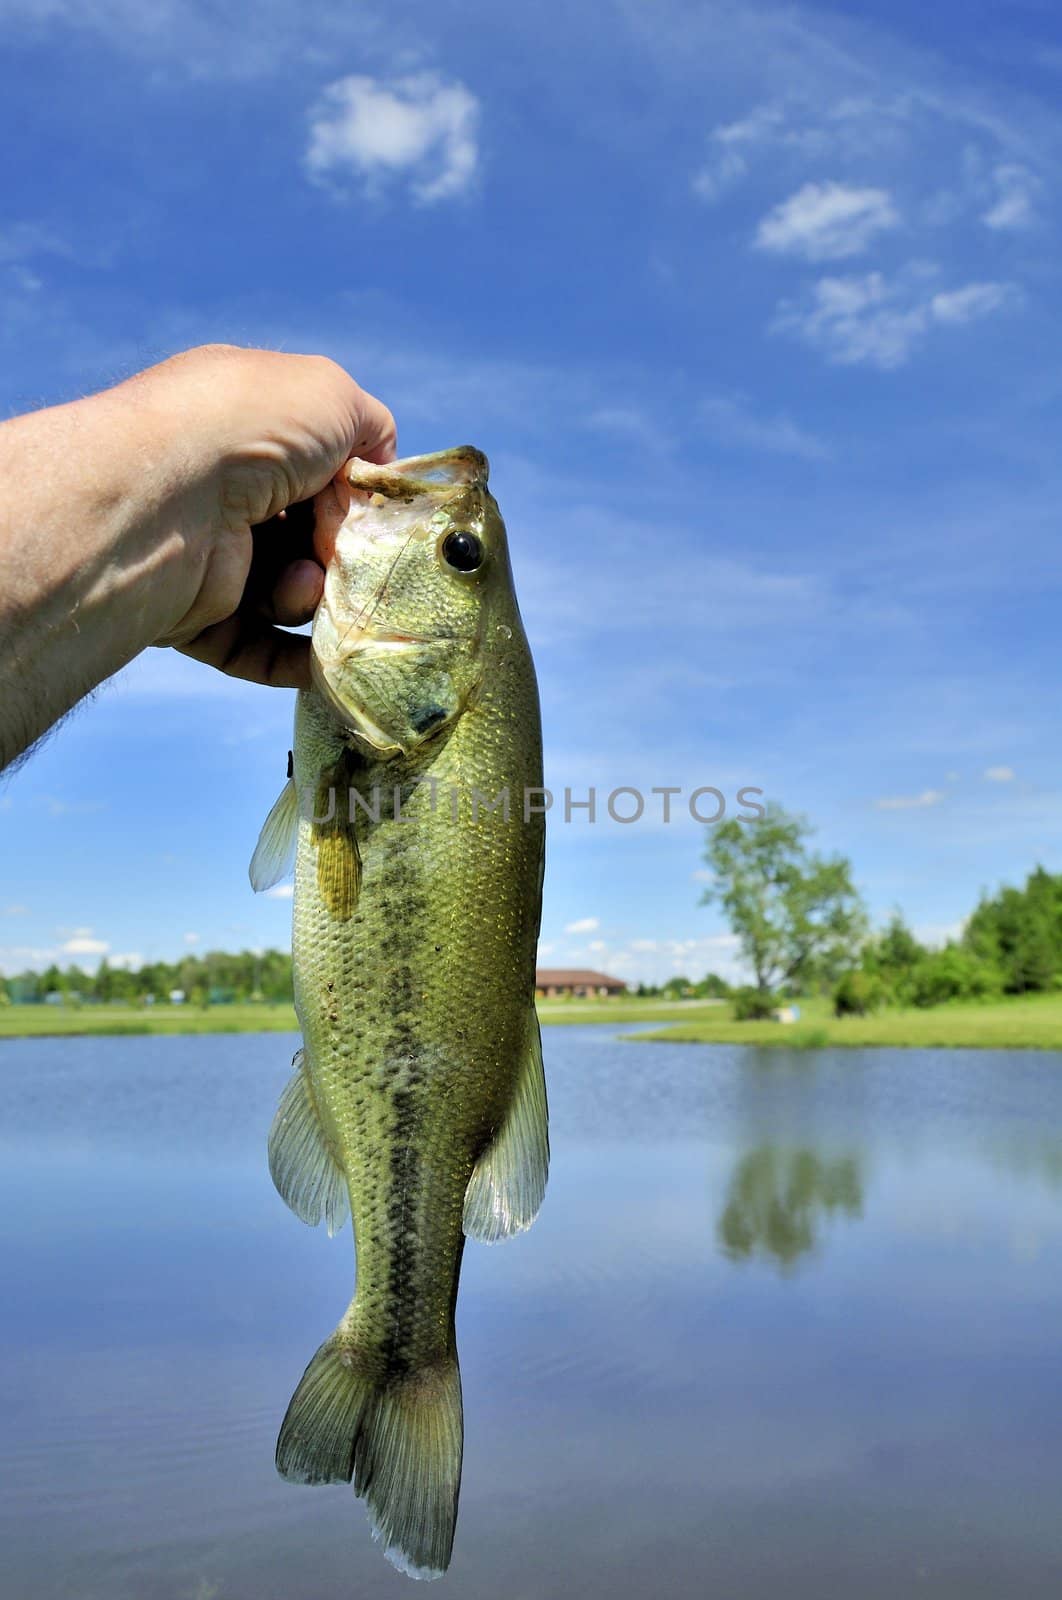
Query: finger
[[272, 558, 324, 626], [351, 387, 397, 465], [176, 615, 313, 690]]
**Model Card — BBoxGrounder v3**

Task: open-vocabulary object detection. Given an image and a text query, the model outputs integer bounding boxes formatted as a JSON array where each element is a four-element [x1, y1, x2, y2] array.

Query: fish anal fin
[[463, 1013, 549, 1242], [269, 1049, 349, 1236]]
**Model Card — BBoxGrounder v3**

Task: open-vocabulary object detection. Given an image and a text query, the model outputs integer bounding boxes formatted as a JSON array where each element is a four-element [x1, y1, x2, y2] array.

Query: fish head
[[311, 447, 514, 756]]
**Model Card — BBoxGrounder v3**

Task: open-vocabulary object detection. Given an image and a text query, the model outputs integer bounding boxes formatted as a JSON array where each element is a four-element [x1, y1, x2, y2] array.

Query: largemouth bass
[[249, 447, 547, 1579]]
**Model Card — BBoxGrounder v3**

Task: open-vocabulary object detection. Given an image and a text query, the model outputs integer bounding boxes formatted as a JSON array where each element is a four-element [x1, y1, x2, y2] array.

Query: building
[[535, 968, 628, 999]]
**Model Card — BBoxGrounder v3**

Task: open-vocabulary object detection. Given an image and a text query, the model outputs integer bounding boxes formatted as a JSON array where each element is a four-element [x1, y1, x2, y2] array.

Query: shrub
[[906, 946, 1004, 1007], [833, 970, 885, 1017], [732, 986, 777, 1021]]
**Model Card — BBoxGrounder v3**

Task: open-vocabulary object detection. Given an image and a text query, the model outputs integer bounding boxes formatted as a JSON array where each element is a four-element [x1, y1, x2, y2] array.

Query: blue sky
[[3, 0, 1062, 985]]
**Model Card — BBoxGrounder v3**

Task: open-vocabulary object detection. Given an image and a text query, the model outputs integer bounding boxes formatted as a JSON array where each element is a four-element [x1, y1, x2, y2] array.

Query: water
[[4, 1028, 1062, 1598]]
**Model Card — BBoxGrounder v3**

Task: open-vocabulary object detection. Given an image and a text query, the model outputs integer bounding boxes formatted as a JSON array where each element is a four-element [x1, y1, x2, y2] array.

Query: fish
[[249, 447, 547, 1579]]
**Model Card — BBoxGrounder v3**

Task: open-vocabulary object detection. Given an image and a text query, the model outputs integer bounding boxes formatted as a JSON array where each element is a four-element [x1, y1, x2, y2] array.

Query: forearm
[[0, 371, 214, 768]]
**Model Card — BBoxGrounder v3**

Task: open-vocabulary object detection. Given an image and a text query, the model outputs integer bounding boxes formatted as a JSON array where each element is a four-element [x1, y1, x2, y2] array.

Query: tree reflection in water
[[718, 1146, 863, 1269]]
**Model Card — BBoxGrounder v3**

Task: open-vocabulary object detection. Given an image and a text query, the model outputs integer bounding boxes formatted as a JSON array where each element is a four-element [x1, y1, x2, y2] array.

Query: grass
[[0, 1002, 301, 1038], [0, 996, 725, 1041], [4, 992, 1062, 1049], [536, 997, 728, 1026], [632, 991, 1062, 1050]]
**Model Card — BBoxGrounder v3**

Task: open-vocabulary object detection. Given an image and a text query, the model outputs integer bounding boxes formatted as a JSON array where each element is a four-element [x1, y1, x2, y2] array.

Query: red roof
[[535, 968, 627, 989]]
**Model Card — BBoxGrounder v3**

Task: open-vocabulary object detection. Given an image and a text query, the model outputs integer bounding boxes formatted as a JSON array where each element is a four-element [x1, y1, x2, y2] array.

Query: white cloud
[[61, 934, 110, 956], [984, 765, 1015, 782], [692, 145, 749, 203], [875, 789, 946, 810], [0, 944, 60, 972], [0, 0, 390, 82], [773, 269, 1017, 368], [692, 104, 786, 200], [0, 221, 69, 265], [584, 406, 653, 438], [265, 883, 294, 900], [930, 282, 1016, 324], [2, 904, 28, 915], [110, 951, 144, 970], [45, 796, 106, 817], [691, 97, 916, 202], [982, 163, 1039, 230], [588, 939, 607, 953], [699, 393, 830, 461], [183, 931, 200, 944], [305, 73, 479, 203], [774, 272, 925, 368], [754, 181, 899, 261], [564, 916, 600, 935], [616, 933, 744, 986]]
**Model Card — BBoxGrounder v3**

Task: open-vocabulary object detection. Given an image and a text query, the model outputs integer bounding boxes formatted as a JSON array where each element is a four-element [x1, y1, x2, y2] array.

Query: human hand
[[146, 345, 396, 688]]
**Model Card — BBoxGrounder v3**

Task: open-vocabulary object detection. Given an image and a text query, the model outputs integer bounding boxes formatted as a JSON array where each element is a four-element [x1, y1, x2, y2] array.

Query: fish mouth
[[344, 447, 489, 501]]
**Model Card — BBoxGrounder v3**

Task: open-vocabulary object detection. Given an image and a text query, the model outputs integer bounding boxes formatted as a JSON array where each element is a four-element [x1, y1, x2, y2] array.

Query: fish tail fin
[[276, 1327, 463, 1581]]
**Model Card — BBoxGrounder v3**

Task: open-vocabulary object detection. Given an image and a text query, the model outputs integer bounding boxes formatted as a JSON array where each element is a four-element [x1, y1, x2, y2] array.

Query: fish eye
[[441, 530, 484, 573]]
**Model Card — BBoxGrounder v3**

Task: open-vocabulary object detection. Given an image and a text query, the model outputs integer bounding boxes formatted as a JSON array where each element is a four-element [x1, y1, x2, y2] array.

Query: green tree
[[661, 974, 692, 999], [877, 913, 924, 975], [700, 803, 866, 996], [907, 944, 1002, 1006], [964, 866, 1062, 993]]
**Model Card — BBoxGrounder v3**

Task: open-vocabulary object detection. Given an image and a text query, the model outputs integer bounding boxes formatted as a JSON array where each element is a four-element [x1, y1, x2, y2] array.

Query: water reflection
[[717, 1145, 864, 1269], [989, 1135, 1062, 1190], [8, 1031, 1062, 1598]]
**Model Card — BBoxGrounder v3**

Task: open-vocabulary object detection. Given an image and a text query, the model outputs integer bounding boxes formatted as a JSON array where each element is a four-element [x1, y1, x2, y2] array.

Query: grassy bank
[[0, 1002, 301, 1038], [4, 993, 1062, 1048], [0, 996, 725, 1040], [633, 992, 1062, 1050]]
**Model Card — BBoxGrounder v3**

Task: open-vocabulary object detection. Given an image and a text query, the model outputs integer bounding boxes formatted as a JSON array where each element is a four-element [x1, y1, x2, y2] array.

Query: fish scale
[[250, 447, 547, 1580]]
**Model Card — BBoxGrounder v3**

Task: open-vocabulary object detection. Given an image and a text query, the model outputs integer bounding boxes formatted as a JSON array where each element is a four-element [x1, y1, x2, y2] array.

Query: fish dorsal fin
[[269, 1049, 350, 1236], [311, 765, 361, 921], [249, 776, 298, 892], [463, 1011, 549, 1242]]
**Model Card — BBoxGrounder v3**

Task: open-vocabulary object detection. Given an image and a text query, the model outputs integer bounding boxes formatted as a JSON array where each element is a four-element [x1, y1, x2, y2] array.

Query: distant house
[[535, 968, 628, 999]]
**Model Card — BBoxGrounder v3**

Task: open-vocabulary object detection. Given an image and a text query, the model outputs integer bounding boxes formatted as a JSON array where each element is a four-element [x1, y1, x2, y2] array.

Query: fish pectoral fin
[[249, 776, 298, 892], [463, 1011, 549, 1242], [269, 1049, 349, 1236]]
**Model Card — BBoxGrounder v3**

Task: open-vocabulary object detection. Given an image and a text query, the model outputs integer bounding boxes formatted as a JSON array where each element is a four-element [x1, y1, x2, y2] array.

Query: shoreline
[[0, 998, 722, 1041], [4, 995, 1062, 1049]]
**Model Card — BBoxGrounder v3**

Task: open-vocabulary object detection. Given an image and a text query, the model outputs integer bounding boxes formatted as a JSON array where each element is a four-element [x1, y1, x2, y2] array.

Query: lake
[[4, 1028, 1062, 1598]]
